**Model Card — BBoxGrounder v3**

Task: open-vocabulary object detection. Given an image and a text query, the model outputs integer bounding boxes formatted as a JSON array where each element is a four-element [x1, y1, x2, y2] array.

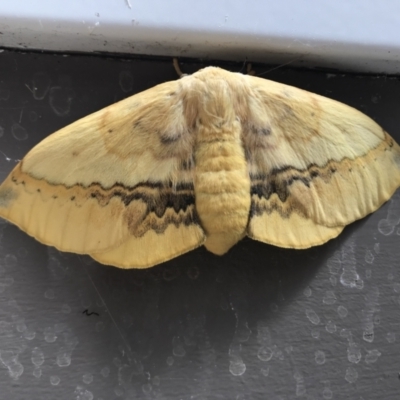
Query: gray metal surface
[[1, 0, 400, 74], [0, 50, 399, 399]]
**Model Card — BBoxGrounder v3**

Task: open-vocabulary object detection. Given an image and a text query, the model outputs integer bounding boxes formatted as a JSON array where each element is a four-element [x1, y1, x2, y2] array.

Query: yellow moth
[[0, 64, 399, 269]]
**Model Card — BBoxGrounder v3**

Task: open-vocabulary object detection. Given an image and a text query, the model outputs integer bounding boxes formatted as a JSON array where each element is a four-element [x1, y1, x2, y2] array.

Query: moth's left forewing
[[0, 80, 206, 268], [244, 75, 400, 248]]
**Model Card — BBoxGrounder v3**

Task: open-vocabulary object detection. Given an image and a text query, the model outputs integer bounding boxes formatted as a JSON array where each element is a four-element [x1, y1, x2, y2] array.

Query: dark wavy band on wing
[[86, 181, 201, 237], [250, 162, 338, 206], [8, 169, 201, 237]]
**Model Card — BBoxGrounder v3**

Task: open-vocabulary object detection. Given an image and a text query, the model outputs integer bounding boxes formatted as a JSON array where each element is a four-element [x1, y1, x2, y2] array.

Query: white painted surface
[[0, 0, 400, 73]]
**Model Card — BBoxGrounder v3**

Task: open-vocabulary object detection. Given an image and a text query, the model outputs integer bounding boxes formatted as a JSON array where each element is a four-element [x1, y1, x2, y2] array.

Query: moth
[[0, 64, 399, 269]]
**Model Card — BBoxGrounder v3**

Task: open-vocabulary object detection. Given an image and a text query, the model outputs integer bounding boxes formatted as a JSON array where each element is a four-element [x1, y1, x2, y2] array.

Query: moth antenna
[[173, 58, 188, 78], [257, 55, 308, 76]]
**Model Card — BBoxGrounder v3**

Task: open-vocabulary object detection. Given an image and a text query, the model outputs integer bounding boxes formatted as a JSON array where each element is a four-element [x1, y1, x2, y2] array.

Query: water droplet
[[347, 344, 361, 364], [296, 383, 306, 396], [386, 332, 396, 343], [11, 123, 28, 141], [172, 345, 186, 357], [236, 322, 251, 342], [257, 346, 273, 361], [49, 87, 75, 116], [340, 328, 350, 338], [142, 383, 152, 394], [363, 330, 374, 343], [31, 347, 44, 366], [172, 336, 186, 357], [315, 350, 326, 365], [323, 387, 333, 399], [327, 253, 341, 274], [0, 350, 24, 380], [50, 375, 60, 385], [56, 350, 71, 367], [101, 366, 110, 378], [229, 359, 246, 376], [16, 321, 26, 333], [74, 386, 94, 400], [187, 265, 199, 280], [119, 71, 134, 92], [44, 327, 57, 343], [365, 250, 374, 264], [340, 241, 364, 289], [305, 308, 320, 325], [23, 329, 36, 340], [325, 320, 337, 333], [337, 305, 348, 318], [83, 373, 93, 384], [340, 269, 364, 289], [272, 345, 284, 359], [345, 366, 358, 383], [163, 267, 179, 281], [31, 72, 51, 100], [47, 256, 66, 280], [386, 196, 400, 225], [378, 219, 394, 236], [311, 329, 320, 339], [323, 291, 337, 305], [365, 349, 381, 364], [256, 321, 270, 345]]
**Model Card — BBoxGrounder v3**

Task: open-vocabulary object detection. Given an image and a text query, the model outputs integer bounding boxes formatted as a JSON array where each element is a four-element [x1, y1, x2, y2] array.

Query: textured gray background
[[0, 50, 399, 400]]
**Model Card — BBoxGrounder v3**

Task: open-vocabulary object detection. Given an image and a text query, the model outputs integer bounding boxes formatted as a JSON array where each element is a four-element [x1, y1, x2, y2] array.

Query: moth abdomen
[[194, 123, 251, 255]]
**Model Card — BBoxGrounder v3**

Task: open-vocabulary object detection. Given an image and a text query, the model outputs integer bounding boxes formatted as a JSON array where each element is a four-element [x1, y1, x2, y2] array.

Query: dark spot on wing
[[160, 132, 182, 144], [251, 126, 271, 136]]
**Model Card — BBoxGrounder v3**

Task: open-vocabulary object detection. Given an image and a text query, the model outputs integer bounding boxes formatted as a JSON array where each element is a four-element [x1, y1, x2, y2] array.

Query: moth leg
[[246, 63, 255, 76], [172, 58, 188, 78]]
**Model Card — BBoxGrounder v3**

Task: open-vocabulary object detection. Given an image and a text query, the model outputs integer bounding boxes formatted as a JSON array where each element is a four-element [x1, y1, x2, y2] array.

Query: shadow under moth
[[0, 65, 399, 269]]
